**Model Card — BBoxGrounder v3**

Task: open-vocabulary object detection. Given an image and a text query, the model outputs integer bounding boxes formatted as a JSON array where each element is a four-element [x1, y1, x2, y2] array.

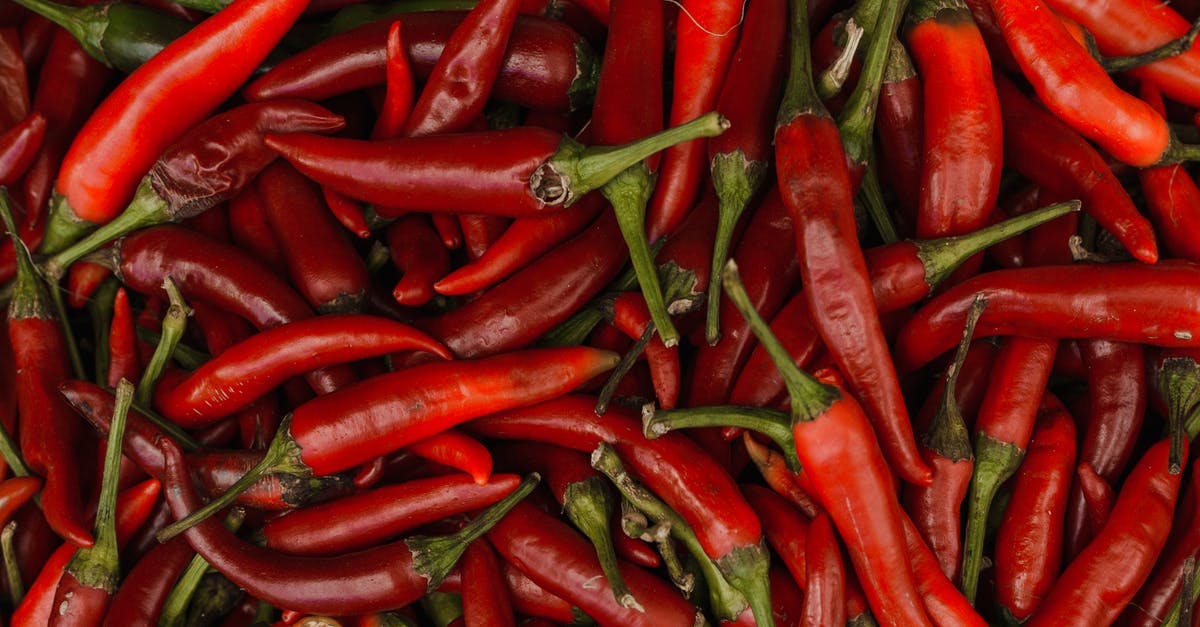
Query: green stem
[[590, 442, 752, 623], [1100, 17, 1200, 73], [1163, 556, 1199, 627], [2, 521, 22, 606], [184, 573, 242, 626], [959, 432, 1024, 604], [404, 474, 539, 592], [170, 0, 230, 11], [595, 322, 655, 416], [40, 195, 96, 256], [924, 295, 986, 461], [778, 0, 823, 122], [64, 379, 134, 594], [134, 327, 210, 370], [563, 477, 642, 611], [136, 277, 191, 407], [47, 272, 87, 380], [619, 499, 692, 593], [644, 404, 800, 472], [721, 260, 840, 422], [6, 0, 106, 63], [706, 151, 768, 345], [420, 591, 464, 627], [159, 510, 246, 627], [603, 164, 679, 347], [816, 17, 865, 101], [859, 159, 900, 244], [366, 240, 392, 274], [1158, 356, 1200, 471], [837, 0, 907, 168], [917, 201, 1080, 289], [88, 278, 121, 386], [535, 112, 729, 207], [329, 0, 479, 35]]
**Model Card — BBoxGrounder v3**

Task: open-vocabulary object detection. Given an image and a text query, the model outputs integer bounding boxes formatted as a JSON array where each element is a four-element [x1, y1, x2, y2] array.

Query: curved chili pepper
[[703, 0, 786, 344], [1125, 465, 1200, 627], [775, 0, 930, 487], [645, 0, 743, 241], [245, 12, 596, 112], [406, 429, 492, 486], [1026, 437, 1186, 626], [106, 286, 139, 389], [432, 196, 601, 296], [10, 478, 161, 627], [906, 0, 1002, 249], [897, 512, 988, 627], [2, 192, 91, 548], [1076, 462, 1114, 537], [994, 400, 1076, 622], [610, 292, 680, 410], [1064, 339, 1146, 558], [461, 540, 514, 627], [159, 346, 618, 538], [367, 20, 414, 142], [385, 214, 451, 306], [896, 262, 1200, 372], [160, 435, 538, 616], [44, 99, 347, 280], [486, 501, 701, 626], [0, 111, 44, 186], [265, 113, 726, 221], [103, 533, 195, 626], [40, 0, 309, 256], [459, 215, 510, 262]]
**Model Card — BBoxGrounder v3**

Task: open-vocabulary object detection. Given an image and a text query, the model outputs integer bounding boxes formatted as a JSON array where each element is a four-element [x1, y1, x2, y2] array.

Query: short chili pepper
[[386, 214, 451, 306], [2, 190, 92, 548], [106, 287, 139, 388], [993, 398, 1076, 622], [1025, 437, 1186, 626], [39, 0, 309, 256], [405, 429, 493, 486], [160, 434, 540, 616], [158, 346, 618, 539], [244, 12, 598, 113], [775, 0, 930, 487], [264, 112, 727, 219]]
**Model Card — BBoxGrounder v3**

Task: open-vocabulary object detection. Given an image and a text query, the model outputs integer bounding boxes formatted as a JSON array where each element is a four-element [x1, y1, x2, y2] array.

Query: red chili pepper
[[994, 399, 1076, 622], [727, 290, 823, 410], [877, 41, 922, 234], [102, 534, 194, 626], [461, 540, 515, 627], [432, 196, 602, 296], [384, 214, 451, 306], [227, 187, 285, 274], [610, 292, 680, 410], [367, 20, 414, 141], [1125, 465, 1200, 627], [1076, 462, 1115, 538], [0, 111, 44, 186], [2, 192, 91, 548], [1138, 82, 1200, 263], [801, 511, 845, 627], [741, 483, 810, 591], [645, 0, 743, 241], [897, 512, 988, 627], [896, 262, 1200, 372], [0, 27, 28, 129], [775, 0, 930, 487], [459, 214, 510, 262], [1026, 437, 1186, 626], [407, 429, 493, 486], [244, 12, 598, 113], [106, 286, 138, 388], [741, 433, 822, 519], [42, 0, 309, 254]]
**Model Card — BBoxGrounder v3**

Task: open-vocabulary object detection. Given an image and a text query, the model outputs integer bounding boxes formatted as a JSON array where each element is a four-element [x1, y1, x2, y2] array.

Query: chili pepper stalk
[[1156, 354, 1200, 471], [136, 277, 190, 406], [2, 520, 22, 606], [158, 510, 245, 627]]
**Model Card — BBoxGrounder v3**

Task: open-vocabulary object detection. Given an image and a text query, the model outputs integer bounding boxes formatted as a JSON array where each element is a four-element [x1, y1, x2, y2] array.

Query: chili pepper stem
[[816, 18, 865, 101], [1160, 357, 1200, 445], [135, 277, 191, 407], [836, 0, 907, 168], [642, 404, 801, 472], [157, 416, 309, 541], [1163, 557, 1199, 627], [1, 521, 21, 606], [532, 112, 730, 207], [920, 201, 1081, 289], [44, 177, 170, 283], [926, 296, 987, 461], [562, 477, 642, 612], [40, 194, 97, 255], [1099, 16, 1200, 74], [860, 161, 900, 243], [959, 432, 1024, 604], [64, 379, 133, 594], [716, 542, 775, 627], [596, 322, 655, 416], [6, 0, 109, 66], [706, 150, 768, 345], [406, 473, 540, 592], [603, 163, 679, 347]]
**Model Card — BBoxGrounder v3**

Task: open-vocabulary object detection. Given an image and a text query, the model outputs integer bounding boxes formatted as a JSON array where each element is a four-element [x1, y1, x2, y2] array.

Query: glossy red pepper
[[227, 187, 285, 274], [0, 111, 45, 186], [877, 41, 922, 233], [741, 483, 810, 591], [1076, 462, 1115, 537], [1125, 465, 1200, 627], [406, 429, 493, 486], [102, 533, 195, 626], [802, 511, 845, 627], [1139, 82, 1200, 263], [610, 292, 680, 410], [461, 540, 514, 627], [898, 512, 988, 627], [106, 286, 138, 388], [459, 214, 510, 262]]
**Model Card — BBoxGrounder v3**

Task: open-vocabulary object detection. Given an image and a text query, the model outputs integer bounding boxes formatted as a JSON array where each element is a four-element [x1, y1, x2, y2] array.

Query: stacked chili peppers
[[6, 0, 1200, 623]]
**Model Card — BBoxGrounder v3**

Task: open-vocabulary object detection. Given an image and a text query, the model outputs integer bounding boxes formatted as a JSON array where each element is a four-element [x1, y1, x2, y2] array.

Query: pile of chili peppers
[[7, 0, 1200, 624]]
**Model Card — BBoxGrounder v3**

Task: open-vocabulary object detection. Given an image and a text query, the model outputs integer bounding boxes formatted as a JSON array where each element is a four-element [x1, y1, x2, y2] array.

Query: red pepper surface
[[1125, 466, 1200, 627], [775, 0, 930, 487], [0, 111, 45, 186], [1077, 463, 1116, 536], [1139, 82, 1200, 263], [406, 429, 493, 485], [1026, 438, 1186, 626], [995, 74, 1158, 263], [227, 187, 285, 274], [0, 26, 28, 129], [895, 263, 1200, 372], [102, 534, 194, 626], [387, 214, 452, 306], [244, 12, 597, 113], [156, 314, 450, 426], [727, 291, 823, 410], [610, 292, 680, 410], [1046, 0, 1200, 107], [486, 501, 701, 626], [741, 484, 810, 591], [994, 400, 1076, 622], [906, 0, 1002, 249], [877, 42, 923, 232], [44, 0, 308, 250], [802, 511, 845, 627], [898, 513, 988, 627], [987, 0, 1171, 168], [462, 541, 515, 627], [645, 0, 743, 241]]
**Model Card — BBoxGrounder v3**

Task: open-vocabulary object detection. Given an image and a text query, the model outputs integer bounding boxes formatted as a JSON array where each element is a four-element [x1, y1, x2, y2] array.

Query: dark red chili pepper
[[994, 399, 1076, 622], [459, 215, 510, 262], [107, 286, 138, 388], [160, 435, 538, 616], [386, 214, 452, 306], [877, 41, 922, 233], [895, 262, 1200, 372], [1076, 462, 1115, 538], [159, 346, 618, 539], [906, 0, 1002, 249], [740, 483, 810, 591], [1138, 82, 1200, 263], [702, 0, 786, 343], [265, 113, 725, 221], [1, 192, 91, 548], [610, 292, 680, 410], [44, 99, 346, 279], [432, 196, 601, 296], [247, 12, 596, 112], [994, 74, 1157, 263], [102, 533, 194, 626], [645, 0, 743, 242], [40, 0, 309, 256], [1125, 465, 1200, 627], [495, 560, 585, 625], [0, 111, 45, 186], [1064, 339, 1146, 558], [801, 511, 845, 627], [461, 540, 514, 627], [775, 0, 930, 487], [1026, 437, 1185, 626], [158, 314, 449, 426], [0, 26, 28, 130], [486, 501, 701, 626], [407, 429, 493, 486], [227, 187, 285, 274]]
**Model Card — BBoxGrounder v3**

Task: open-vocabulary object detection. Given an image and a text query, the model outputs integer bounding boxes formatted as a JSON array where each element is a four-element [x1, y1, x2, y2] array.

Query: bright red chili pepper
[[740, 432, 821, 519], [406, 429, 493, 486], [1138, 82, 1200, 263], [898, 512, 989, 627], [775, 0, 930, 487], [1125, 465, 1200, 627], [994, 400, 1076, 622], [461, 540, 515, 627], [42, 0, 309, 254], [106, 286, 138, 388], [0, 476, 41, 531], [877, 41, 922, 234], [1026, 437, 1186, 626], [1076, 462, 1115, 538]]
